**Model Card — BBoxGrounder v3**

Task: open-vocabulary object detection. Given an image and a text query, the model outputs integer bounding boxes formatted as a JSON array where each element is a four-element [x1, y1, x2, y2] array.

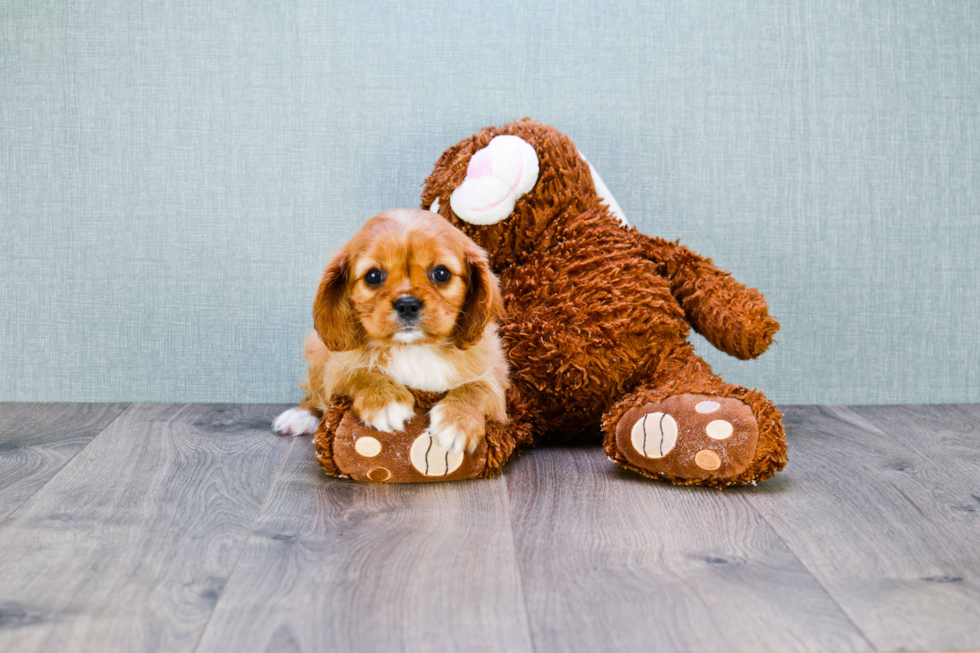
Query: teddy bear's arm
[[637, 233, 779, 360]]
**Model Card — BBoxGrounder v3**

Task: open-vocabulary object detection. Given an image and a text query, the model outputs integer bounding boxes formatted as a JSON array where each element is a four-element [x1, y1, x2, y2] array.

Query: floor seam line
[[0, 402, 133, 526], [501, 467, 539, 653], [191, 435, 296, 653], [743, 492, 879, 652]]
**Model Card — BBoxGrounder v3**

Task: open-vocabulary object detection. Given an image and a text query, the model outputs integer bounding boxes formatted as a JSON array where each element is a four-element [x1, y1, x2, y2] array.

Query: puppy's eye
[[429, 265, 451, 284], [364, 268, 385, 286]]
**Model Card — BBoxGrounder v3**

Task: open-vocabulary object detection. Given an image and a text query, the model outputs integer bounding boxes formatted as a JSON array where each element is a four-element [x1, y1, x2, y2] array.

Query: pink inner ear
[[466, 149, 494, 180]]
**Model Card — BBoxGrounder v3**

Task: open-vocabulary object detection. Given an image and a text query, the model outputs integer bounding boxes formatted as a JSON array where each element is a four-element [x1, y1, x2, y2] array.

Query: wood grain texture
[[744, 405, 980, 652], [2, 403, 978, 653], [196, 437, 533, 653], [0, 403, 293, 653], [0, 403, 129, 520], [505, 445, 872, 653]]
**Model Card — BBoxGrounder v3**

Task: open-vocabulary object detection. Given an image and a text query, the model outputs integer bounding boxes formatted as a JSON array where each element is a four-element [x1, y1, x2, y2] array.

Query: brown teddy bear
[[315, 118, 786, 487]]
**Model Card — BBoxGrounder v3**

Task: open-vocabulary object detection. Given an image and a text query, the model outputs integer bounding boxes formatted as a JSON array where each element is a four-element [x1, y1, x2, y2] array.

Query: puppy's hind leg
[[274, 330, 330, 436], [272, 406, 321, 436]]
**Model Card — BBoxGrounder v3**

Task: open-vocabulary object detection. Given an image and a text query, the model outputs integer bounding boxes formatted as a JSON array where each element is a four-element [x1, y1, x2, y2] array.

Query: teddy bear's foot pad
[[614, 394, 759, 482], [331, 410, 489, 483]]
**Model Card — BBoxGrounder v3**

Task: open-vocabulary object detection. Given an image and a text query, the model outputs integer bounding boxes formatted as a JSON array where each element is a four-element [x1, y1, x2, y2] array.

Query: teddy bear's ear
[[578, 152, 629, 226], [449, 135, 539, 225]]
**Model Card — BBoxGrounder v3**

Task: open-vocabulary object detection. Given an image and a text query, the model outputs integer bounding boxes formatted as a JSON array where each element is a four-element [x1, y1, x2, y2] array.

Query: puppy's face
[[314, 209, 503, 351], [348, 217, 468, 346]]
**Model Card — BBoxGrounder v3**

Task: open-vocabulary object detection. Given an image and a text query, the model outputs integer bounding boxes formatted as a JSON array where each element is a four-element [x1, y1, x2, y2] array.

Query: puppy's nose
[[393, 296, 423, 320]]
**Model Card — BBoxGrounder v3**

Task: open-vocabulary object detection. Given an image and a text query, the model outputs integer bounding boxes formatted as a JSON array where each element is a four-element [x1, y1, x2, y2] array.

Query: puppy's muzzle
[[393, 296, 423, 322]]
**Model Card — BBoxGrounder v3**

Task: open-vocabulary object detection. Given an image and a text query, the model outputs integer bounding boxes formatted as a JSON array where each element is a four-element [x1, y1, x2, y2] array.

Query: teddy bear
[[314, 119, 786, 487]]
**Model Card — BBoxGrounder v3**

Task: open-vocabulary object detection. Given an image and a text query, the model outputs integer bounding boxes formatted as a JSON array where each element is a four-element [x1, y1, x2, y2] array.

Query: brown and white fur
[[272, 209, 508, 454]]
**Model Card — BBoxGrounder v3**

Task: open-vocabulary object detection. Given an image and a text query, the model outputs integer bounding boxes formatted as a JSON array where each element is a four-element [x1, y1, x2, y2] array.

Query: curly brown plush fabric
[[418, 119, 787, 487]]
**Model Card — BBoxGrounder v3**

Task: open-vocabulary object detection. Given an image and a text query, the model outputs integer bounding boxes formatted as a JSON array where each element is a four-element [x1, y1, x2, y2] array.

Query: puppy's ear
[[453, 246, 504, 349], [313, 247, 365, 351]]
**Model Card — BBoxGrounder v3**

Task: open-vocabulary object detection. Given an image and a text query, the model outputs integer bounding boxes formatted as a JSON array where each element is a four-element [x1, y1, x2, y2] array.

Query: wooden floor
[[0, 403, 978, 653]]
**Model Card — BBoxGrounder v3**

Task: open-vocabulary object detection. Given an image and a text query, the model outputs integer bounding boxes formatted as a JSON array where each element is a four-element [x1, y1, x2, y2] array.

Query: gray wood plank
[[506, 445, 872, 653], [0, 403, 294, 653], [744, 404, 980, 652], [196, 437, 534, 653], [0, 403, 129, 520]]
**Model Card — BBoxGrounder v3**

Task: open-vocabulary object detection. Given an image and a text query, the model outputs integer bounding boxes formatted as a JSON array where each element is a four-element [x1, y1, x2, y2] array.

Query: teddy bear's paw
[[329, 409, 490, 483], [613, 394, 760, 483]]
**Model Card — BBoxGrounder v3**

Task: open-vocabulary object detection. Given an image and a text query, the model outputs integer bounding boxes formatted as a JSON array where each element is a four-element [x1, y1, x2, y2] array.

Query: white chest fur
[[383, 345, 458, 392]]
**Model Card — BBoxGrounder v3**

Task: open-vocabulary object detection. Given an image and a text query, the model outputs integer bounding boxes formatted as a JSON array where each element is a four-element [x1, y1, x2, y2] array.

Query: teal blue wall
[[2, 0, 978, 405]]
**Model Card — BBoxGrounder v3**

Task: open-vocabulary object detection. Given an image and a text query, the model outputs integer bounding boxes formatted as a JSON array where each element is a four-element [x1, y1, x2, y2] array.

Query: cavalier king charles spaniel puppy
[[272, 208, 508, 454]]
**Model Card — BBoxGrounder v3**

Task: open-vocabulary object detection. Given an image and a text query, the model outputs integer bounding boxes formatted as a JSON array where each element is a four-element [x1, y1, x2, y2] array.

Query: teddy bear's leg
[[601, 345, 787, 487]]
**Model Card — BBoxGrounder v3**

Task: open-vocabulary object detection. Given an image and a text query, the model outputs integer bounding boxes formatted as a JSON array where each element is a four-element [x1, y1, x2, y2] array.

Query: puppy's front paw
[[353, 389, 415, 433], [272, 407, 320, 436], [428, 401, 485, 454], [365, 401, 415, 432]]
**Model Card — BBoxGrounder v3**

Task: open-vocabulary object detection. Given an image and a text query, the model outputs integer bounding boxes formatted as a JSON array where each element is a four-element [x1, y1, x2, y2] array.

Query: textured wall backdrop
[[1, 0, 978, 405]]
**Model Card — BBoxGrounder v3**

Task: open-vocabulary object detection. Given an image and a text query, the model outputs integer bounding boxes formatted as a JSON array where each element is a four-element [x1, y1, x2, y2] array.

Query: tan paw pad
[[695, 449, 722, 470], [367, 467, 391, 482]]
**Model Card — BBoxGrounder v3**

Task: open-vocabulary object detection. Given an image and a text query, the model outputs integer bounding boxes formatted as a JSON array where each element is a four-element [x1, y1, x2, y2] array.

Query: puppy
[[272, 208, 508, 454]]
